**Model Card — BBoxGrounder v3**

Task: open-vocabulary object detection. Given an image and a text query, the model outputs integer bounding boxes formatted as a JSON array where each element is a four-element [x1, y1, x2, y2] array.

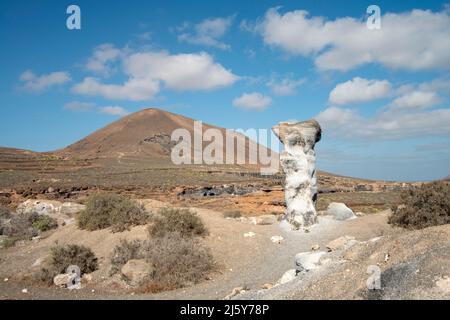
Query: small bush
[[50, 244, 98, 275], [109, 233, 214, 291], [142, 232, 213, 289], [33, 244, 98, 285], [78, 193, 148, 232], [149, 208, 208, 238], [389, 181, 450, 230], [223, 211, 242, 219], [1, 212, 40, 239], [33, 215, 58, 232]]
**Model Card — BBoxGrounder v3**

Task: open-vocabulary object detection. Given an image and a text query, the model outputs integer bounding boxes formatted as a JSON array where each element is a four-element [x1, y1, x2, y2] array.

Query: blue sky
[[0, 0, 449, 181]]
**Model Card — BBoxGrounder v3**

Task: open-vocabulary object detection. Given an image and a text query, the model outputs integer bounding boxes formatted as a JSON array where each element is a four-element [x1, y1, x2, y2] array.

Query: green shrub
[[389, 181, 450, 230], [223, 210, 242, 218], [109, 232, 214, 291], [78, 193, 148, 232], [149, 208, 208, 238], [32, 215, 58, 232], [50, 244, 98, 275]]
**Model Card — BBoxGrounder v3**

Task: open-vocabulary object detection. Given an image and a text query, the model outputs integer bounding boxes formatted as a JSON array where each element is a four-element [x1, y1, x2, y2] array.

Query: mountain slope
[[56, 108, 275, 167]]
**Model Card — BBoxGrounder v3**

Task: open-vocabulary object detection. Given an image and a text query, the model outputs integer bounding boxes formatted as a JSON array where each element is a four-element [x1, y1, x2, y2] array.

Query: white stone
[[295, 251, 327, 272], [121, 259, 153, 286], [272, 120, 322, 228], [271, 235, 284, 243], [244, 232, 256, 238], [276, 269, 297, 285], [326, 202, 356, 221]]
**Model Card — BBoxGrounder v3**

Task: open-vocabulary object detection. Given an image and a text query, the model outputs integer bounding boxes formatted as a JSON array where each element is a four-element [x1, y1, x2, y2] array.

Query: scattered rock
[[271, 235, 284, 243], [326, 235, 357, 252], [311, 244, 320, 251], [21, 288, 28, 294], [326, 202, 356, 221], [244, 232, 256, 238], [121, 259, 154, 286], [251, 215, 278, 225], [261, 283, 273, 290], [276, 269, 297, 285], [295, 251, 327, 272], [224, 286, 246, 300], [4, 278, 8, 282], [82, 273, 93, 283], [32, 257, 44, 267]]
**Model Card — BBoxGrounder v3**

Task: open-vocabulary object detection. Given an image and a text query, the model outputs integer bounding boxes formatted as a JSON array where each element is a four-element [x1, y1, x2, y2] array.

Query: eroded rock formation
[[272, 120, 322, 228]]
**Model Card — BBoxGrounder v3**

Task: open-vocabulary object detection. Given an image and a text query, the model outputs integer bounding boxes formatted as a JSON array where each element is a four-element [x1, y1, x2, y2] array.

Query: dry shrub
[[142, 232, 213, 289], [78, 192, 148, 232], [0, 212, 40, 239], [34, 244, 98, 285], [148, 208, 207, 238], [389, 181, 450, 230], [110, 233, 214, 292], [50, 244, 98, 274]]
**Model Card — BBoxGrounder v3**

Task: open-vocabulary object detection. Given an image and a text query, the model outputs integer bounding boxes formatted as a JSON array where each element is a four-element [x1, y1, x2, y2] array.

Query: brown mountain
[[55, 108, 275, 167]]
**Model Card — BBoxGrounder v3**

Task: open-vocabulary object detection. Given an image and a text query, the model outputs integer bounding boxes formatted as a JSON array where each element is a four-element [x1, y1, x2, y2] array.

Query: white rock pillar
[[272, 120, 322, 229]]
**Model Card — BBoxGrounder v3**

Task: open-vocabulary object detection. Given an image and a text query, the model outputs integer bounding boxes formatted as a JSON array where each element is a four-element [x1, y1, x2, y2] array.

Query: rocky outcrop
[[272, 120, 322, 228]]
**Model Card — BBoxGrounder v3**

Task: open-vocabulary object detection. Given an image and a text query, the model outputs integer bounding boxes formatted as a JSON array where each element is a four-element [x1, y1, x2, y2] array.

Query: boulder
[[295, 251, 326, 272], [326, 235, 357, 252], [326, 202, 356, 221], [53, 273, 71, 287], [121, 259, 153, 286]]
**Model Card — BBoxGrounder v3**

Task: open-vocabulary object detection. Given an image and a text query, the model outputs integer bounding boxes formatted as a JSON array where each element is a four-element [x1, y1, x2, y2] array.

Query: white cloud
[[256, 7, 450, 71], [85, 44, 124, 76], [99, 106, 129, 116], [329, 77, 392, 105], [125, 51, 238, 91], [316, 106, 450, 141], [391, 91, 441, 110], [20, 70, 71, 92], [233, 92, 272, 111], [72, 77, 160, 101], [64, 101, 96, 112], [177, 16, 234, 50], [73, 50, 238, 101], [319, 78, 450, 140], [267, 77, 305, 96]]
